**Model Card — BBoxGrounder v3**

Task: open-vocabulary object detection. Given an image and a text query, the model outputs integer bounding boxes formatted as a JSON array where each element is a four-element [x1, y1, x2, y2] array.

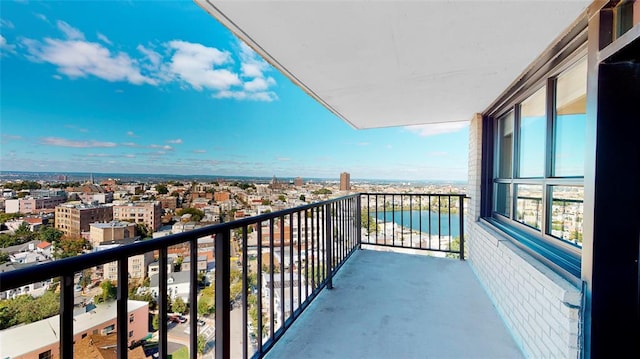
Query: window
[[492, 57, 586, 256], [39, 350, 52, 359], [129, 314, 135, 323], [129, 330, 134, 338]]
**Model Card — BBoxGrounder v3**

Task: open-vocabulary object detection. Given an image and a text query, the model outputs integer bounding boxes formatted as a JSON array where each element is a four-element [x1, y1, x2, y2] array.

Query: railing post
[[117, 258, 129, 359], [357, 195, 362, 250], [60, 273, 74, 359], [159, 248, 168, 359], [189, 238, 198, 359], [325, 203, 333, 290], [215, 229, 231, 359], [459, 196, 465, 261]]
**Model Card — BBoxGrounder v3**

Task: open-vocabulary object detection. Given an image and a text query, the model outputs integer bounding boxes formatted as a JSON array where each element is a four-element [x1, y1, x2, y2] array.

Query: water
[[374, 210, 461, 238]]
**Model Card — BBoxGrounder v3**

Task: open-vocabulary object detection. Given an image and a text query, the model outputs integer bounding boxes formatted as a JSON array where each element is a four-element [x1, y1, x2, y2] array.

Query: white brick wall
[[466, 114, 582, 358]]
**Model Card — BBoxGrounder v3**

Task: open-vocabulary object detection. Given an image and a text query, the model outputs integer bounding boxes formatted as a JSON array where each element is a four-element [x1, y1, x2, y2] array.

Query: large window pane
[[515, 184, 542, 230], [554, 58, 587, 177], [498, 112, 514, 178], [519, 87, 546, 177], [495, 183, 511, 217], [549, 186, 584, 246]]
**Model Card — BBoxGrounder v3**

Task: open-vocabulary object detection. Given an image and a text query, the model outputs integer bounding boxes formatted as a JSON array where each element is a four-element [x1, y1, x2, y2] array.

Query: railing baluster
[[60, 273, 74, 359], [242, 225, 248, 359], [117, 258, 129, 359], [189, 238, 198, 359], [268, 218, 275, 340], [215, 229, 231, 359], [325, 203, 333, 290], [279, 215, 285, 331], [159, 247, 168, 359], [460, 196, 466, 260], [297, 211, 302, 310], [256, 224, 263, 356], [289, 213, 294, 326]]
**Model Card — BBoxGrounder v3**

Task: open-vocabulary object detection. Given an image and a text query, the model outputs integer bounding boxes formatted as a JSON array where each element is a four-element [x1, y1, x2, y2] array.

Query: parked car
[[197, 319, 206, 327]]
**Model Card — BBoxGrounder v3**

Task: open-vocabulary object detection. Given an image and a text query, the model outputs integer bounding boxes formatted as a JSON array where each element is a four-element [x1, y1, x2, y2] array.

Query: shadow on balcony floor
[[265, 248, 524, 359]]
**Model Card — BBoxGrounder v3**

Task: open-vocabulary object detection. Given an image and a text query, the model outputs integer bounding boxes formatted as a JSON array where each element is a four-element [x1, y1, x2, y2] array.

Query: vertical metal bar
[[159, 247, 168, 359], [428, 195, 432, 249], [241, 226, 248, 359], [375, 194, 378, 244], [117, 258, 129, 359], [60, 273, 74, 359], [215, 229, 231, 359], [279, 216, 285, 330], [297, 211, 302, 310], [189, 239, 198, 359], [438, 195, 442, 251], [392, 194, 395, 246], [311, 208, 316, 289], [304, 210, 309, 299], [325, 203, 333, 289], [256, 225, 263, 356], [459, 196, 466, 260], [400, 195, 403, 247], [268, 218, 275, 339], [357, 195, 362, 250], [448, 195, 452, 254], [419, 195, 423, 249], [409, 195, 413, 248], [289, 213, 294, 325]]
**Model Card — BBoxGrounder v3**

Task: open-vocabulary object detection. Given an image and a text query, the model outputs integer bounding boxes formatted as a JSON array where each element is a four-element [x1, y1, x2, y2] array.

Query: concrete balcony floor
[[265, 247, 524, 359]]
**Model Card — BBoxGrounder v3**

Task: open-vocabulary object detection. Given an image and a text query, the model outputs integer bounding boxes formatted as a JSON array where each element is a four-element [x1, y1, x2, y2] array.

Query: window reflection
[[498, 112, 514, 178], [554, 58, 586, 177], [549, 186, 584, 246], [519, 87, 546, 178], [515, 184, 542, 230], [495, 183, 511, 217]]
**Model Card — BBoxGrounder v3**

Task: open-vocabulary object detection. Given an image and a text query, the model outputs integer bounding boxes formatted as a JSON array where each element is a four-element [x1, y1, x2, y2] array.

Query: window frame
[[487, 53, 587, 274]]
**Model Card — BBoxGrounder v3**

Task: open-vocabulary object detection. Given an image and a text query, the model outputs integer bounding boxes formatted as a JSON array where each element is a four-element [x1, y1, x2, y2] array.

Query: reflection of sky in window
[[519, 115, 546, 177], [555, 113, 585, 176]]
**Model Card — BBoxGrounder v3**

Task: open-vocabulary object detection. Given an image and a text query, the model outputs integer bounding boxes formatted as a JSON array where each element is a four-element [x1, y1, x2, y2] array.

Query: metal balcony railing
[[0, 193, 466, 359]]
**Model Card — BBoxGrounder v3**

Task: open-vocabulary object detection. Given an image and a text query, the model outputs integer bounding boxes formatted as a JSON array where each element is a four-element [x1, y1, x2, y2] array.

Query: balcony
[[0, 193, 524, 359]]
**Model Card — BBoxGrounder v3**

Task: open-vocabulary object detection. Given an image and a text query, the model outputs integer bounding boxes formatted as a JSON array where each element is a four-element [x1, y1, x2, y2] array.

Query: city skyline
[[0, 1, 469, 181]]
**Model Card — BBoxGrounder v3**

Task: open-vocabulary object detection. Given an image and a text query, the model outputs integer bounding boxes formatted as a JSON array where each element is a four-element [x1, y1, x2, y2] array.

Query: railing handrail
[[0, 194, 359, 292]]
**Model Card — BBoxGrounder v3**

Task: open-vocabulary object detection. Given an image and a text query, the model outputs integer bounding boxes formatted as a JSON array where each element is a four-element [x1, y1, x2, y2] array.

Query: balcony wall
[[466, 114, 582, 358]]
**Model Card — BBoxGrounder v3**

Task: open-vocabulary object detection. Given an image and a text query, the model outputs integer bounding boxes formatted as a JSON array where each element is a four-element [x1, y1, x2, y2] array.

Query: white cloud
[[243, 77, 276, 92], [34, 13, 48, 22], [0, 35, 16, 54], [137, 44, 162, 68], [167, 138, 182, 144], [405, 121, 469, 137], [97, 32, 112, 45], [22, 36, 156, 85], [149, 144, 173, 151], [238, 42, 269, 78], [166, 40, 239, 91], [213, 90, 277, 102], [126, 131, 137, 137], [122, 142, 137, 147], [57, 21, 85, 40], [124, 154, 135, 158], [40, 137, 117, 148], [0, 19, 14, 29], [193, 149, 206, 153], [52, 74, 62, 80]]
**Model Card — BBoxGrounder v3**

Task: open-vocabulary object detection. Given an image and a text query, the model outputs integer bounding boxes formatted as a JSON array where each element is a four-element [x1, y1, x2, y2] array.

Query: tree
[[152, 314, 159, 331], [197, 298, 213, 316], [172, 297, 187, 314], [360, 210, 380, 235], [155, 184, 169, 195], [0, 252, 9, 264], [39, 226, 64, 243], [79, 269, 93, 290], [197, 334, 207, 354], [312, 188, 332, 195], [177, 208, 205, 222], [135, 223, 152, 239], [278, 195, 287, 202], [95, 280, 117, 303], [299, 194, 306, 202], [53, 236, 89, 259]]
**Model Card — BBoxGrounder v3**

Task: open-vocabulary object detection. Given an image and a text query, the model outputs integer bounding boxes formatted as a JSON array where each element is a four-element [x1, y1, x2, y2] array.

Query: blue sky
[[0, 1, 469, 182]]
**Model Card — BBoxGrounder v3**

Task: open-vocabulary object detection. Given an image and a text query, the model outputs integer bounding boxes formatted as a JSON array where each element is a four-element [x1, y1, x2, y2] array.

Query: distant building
[[0, 300, 149, 359], [96, 241, 153, 282], [214, 191, 231, 202], [89, 221, 136, 248], [294, 177, 303, 187], [55, 203, 114, 238], [340, 172, 351, 191], [4, 195, 67, 214], [112, 201, 162, 232]]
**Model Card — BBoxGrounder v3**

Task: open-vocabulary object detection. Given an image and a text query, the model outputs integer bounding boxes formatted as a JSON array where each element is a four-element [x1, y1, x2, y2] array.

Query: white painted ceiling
[[196, 0, 590, 129]]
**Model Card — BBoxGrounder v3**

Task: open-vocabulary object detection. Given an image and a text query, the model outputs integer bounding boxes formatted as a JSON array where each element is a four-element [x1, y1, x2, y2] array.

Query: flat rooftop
[[265, 248, 523, 359]]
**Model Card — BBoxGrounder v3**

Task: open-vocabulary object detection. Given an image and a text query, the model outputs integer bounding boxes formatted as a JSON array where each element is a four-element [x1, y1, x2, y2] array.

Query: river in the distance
[[374, 210, 461, 237]]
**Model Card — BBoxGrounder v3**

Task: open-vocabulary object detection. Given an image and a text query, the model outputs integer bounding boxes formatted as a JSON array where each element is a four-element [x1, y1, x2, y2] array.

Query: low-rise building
[[0, 300, 149, 359], [89, 221, 136, 248], [113, 201, 162, 232], [55, 203, 114, 238]]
